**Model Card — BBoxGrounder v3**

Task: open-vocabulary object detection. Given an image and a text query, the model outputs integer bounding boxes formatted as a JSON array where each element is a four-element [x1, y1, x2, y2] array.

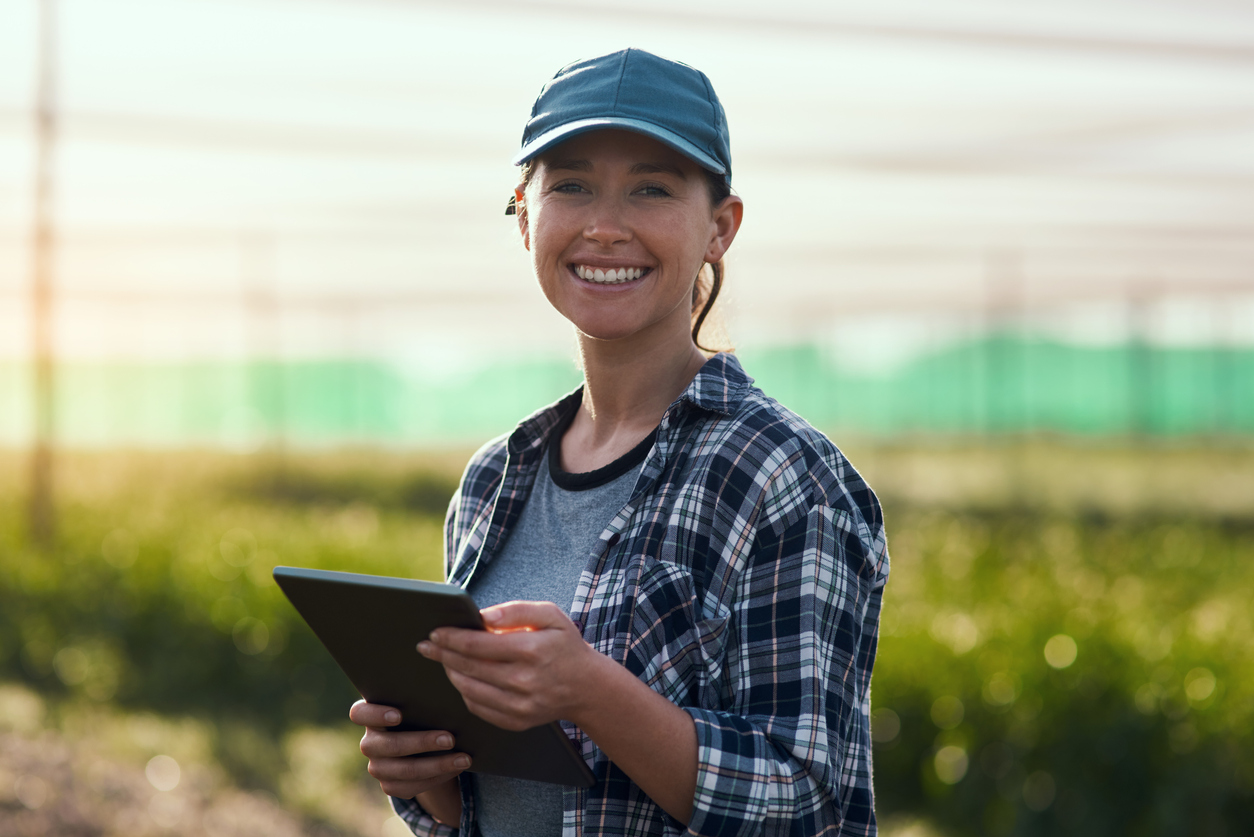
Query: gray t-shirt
[[467, 426, 649, 837]]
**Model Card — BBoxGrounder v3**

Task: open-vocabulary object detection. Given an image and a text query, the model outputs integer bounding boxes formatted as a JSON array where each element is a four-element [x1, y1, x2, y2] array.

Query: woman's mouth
[[574, 264, 650, 285]]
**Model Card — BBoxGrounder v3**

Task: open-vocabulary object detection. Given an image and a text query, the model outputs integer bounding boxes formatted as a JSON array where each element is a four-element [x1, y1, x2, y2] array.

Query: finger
[[349, 700, 403, 728], [482, 600, 572, 632], [445, 666, 556, 730], [377, 767, 464, 802], [379, 776, 456, 801], [447, 666, 533, 710], [432, 643, 527, 685], [423, 627, 536, 663], [446, 664, 515, 704], [456, 686, 542, 733], [360, 728, 457, 759], [369, 752, 471, 786]]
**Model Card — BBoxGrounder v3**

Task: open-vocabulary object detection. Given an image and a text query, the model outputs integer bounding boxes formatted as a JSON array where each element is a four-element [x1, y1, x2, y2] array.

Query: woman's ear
[[704, 195, 743, 264], [515, 187, 530, 251]]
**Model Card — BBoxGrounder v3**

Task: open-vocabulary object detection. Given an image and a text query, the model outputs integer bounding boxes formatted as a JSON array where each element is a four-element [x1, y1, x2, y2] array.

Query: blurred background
[[1, 0, 1251, 835]]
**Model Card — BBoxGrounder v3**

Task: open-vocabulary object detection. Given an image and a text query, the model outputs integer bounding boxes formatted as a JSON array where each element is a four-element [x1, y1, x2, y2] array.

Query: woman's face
[[517, 129, 742, 346]]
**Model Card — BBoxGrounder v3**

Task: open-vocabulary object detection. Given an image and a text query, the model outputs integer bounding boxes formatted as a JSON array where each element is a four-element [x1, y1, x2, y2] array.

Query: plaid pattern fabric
[[393, 353, 889, 837]]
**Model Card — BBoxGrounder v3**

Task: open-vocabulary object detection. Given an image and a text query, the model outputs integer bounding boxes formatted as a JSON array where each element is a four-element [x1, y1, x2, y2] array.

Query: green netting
[[739, 338, 1254, 437], [1, 337, 1251, 446]]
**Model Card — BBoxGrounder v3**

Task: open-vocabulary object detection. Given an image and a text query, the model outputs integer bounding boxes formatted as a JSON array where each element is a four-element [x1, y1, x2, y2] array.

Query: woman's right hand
[[349, 700, 468, 825]]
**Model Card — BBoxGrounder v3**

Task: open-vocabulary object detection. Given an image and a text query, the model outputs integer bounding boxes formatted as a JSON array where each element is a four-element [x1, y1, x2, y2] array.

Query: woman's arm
[[420, 602, 698, 824], [677, 503, 888, 836]]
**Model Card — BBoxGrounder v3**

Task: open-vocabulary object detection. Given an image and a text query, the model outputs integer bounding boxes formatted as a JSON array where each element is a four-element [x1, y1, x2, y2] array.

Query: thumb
[[481, 600, 571, 633]]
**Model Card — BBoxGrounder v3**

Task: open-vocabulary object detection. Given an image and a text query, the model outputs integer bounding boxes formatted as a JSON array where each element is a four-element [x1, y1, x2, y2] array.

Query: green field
[[1, 444, 1251, 836]]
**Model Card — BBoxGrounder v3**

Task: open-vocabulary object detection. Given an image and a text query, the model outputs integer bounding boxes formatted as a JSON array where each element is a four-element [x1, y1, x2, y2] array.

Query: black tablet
[[273, 566, 595, 788]]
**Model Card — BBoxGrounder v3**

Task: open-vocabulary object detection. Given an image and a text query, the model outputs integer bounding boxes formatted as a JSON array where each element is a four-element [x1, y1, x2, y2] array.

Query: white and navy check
[[392, 353, 889, 837]]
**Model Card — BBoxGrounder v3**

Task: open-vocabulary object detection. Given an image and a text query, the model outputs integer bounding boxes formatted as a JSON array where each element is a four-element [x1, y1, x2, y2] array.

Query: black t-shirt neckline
[[547, 404, 658, 492]]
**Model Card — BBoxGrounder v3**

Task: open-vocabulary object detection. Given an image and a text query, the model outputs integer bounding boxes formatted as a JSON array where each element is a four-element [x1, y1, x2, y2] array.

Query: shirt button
[[607, 533, 620, 548], [571, 619, 584, 633]]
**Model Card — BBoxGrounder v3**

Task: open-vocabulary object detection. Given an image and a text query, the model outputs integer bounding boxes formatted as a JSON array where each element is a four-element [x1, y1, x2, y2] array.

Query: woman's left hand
[[417, 601, 597, 732]]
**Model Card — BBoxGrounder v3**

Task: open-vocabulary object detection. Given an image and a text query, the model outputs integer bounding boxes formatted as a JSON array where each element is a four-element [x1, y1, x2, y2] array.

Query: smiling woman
[[514, 149, 734, 353], [515, 129, 741, 415], [348, 48, 890, 837]]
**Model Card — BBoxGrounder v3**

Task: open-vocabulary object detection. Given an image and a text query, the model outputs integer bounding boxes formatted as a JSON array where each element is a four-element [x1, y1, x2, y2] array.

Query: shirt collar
[[674, 352, 753, 417], [505, 352, 753, 456], [506, 387, 583, 457]]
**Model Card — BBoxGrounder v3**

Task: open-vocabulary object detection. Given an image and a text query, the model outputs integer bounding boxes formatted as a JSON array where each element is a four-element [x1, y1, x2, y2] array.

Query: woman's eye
[[552, 181, 586, 194], [638, 184, 671, 197]]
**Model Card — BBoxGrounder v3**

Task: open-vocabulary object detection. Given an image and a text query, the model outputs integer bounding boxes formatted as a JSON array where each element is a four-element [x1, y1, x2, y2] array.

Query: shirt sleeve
[[390, 796, 460, 837], [442, 482, 462, 580], [386, 483, 468, 836], [683, 503, 888, 837]]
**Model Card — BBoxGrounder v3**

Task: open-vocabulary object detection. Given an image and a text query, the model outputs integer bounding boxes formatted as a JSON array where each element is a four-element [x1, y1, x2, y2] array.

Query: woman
[[350, 48, 889, 837]]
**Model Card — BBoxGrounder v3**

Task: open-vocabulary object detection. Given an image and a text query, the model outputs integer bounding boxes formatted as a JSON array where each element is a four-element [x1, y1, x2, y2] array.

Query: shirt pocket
[[625, 555, 730, 711]]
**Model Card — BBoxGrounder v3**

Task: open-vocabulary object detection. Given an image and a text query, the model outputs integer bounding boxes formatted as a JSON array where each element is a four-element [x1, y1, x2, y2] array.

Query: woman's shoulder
[[454, 386, 580, 495], [681, 356, 884, 540], [682, 355, 848, 478], [739, 387, 857, 487], [454, 432, 511, 504]]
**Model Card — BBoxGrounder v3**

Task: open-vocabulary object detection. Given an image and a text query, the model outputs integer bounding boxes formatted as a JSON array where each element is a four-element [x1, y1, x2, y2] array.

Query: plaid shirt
[[394, 353, 889, 837]]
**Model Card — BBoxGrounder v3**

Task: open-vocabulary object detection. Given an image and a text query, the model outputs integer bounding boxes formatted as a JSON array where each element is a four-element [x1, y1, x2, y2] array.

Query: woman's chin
[[573, 323, 643, 343], [556, 304, 640, 341], [566, 304, 696, 347]]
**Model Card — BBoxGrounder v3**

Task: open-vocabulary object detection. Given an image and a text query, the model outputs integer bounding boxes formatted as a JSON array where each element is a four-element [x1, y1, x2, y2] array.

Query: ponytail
[[691, 259, 724, 352], [692, 170, 733, 353]]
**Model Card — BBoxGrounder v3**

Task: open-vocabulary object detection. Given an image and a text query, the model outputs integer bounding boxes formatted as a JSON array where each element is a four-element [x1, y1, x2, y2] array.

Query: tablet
[[273, 566, 595, 788]]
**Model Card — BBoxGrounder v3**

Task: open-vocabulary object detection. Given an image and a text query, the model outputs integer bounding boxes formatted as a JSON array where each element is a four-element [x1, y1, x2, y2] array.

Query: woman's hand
[[417, 601, 595, 732], [348, 700, 466, 825], [421, 600, 698, 824]]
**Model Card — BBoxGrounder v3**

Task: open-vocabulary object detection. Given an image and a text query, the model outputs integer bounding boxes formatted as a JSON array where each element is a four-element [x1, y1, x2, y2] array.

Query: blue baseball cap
[[513, 48, 732, 183]]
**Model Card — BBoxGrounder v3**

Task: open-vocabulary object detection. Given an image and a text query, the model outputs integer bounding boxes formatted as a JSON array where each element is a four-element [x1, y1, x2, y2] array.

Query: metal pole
[[29, 0, 57, 547]]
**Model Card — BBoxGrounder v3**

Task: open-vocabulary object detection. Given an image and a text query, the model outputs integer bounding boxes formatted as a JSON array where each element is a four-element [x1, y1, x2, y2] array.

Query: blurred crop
[[0, 449, 459, 835], [1, 445, 1251, 835], [871, 504, 1254, 836]]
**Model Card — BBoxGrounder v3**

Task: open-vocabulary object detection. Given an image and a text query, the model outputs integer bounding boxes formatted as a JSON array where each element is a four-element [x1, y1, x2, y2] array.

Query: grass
[[1, 442, 1252, 836]]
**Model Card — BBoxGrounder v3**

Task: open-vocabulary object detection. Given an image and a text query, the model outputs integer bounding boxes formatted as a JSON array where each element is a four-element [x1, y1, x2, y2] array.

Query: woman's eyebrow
[[544, 159, 687, 177], [547, 158, 592, 172], [629, 162, 687, 178]]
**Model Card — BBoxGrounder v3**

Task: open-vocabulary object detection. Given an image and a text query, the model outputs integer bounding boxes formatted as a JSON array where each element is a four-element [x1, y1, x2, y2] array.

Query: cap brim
[[512, 117, 727, 176]]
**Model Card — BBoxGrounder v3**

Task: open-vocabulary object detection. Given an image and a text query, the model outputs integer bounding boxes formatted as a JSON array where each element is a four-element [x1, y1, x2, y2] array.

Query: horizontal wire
[[1, 106, 1252, 188], [344, 0, 1254, 65]]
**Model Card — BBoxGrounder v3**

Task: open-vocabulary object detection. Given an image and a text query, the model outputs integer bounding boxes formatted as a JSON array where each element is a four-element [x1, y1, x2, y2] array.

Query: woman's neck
[[559, 327, 708, 473]]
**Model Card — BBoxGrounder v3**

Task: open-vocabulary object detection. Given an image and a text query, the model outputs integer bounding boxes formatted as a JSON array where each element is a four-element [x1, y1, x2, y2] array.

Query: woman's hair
[[692, 170, 731, 353], [517, 159, 732, 353]]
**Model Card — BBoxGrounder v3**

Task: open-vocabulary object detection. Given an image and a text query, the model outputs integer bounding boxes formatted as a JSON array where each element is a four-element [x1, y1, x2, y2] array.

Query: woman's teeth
[[576, 265, 646, 284]]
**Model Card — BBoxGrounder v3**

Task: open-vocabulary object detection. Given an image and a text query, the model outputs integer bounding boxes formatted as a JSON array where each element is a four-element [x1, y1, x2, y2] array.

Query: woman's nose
[[582, 196, 631, 245]]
